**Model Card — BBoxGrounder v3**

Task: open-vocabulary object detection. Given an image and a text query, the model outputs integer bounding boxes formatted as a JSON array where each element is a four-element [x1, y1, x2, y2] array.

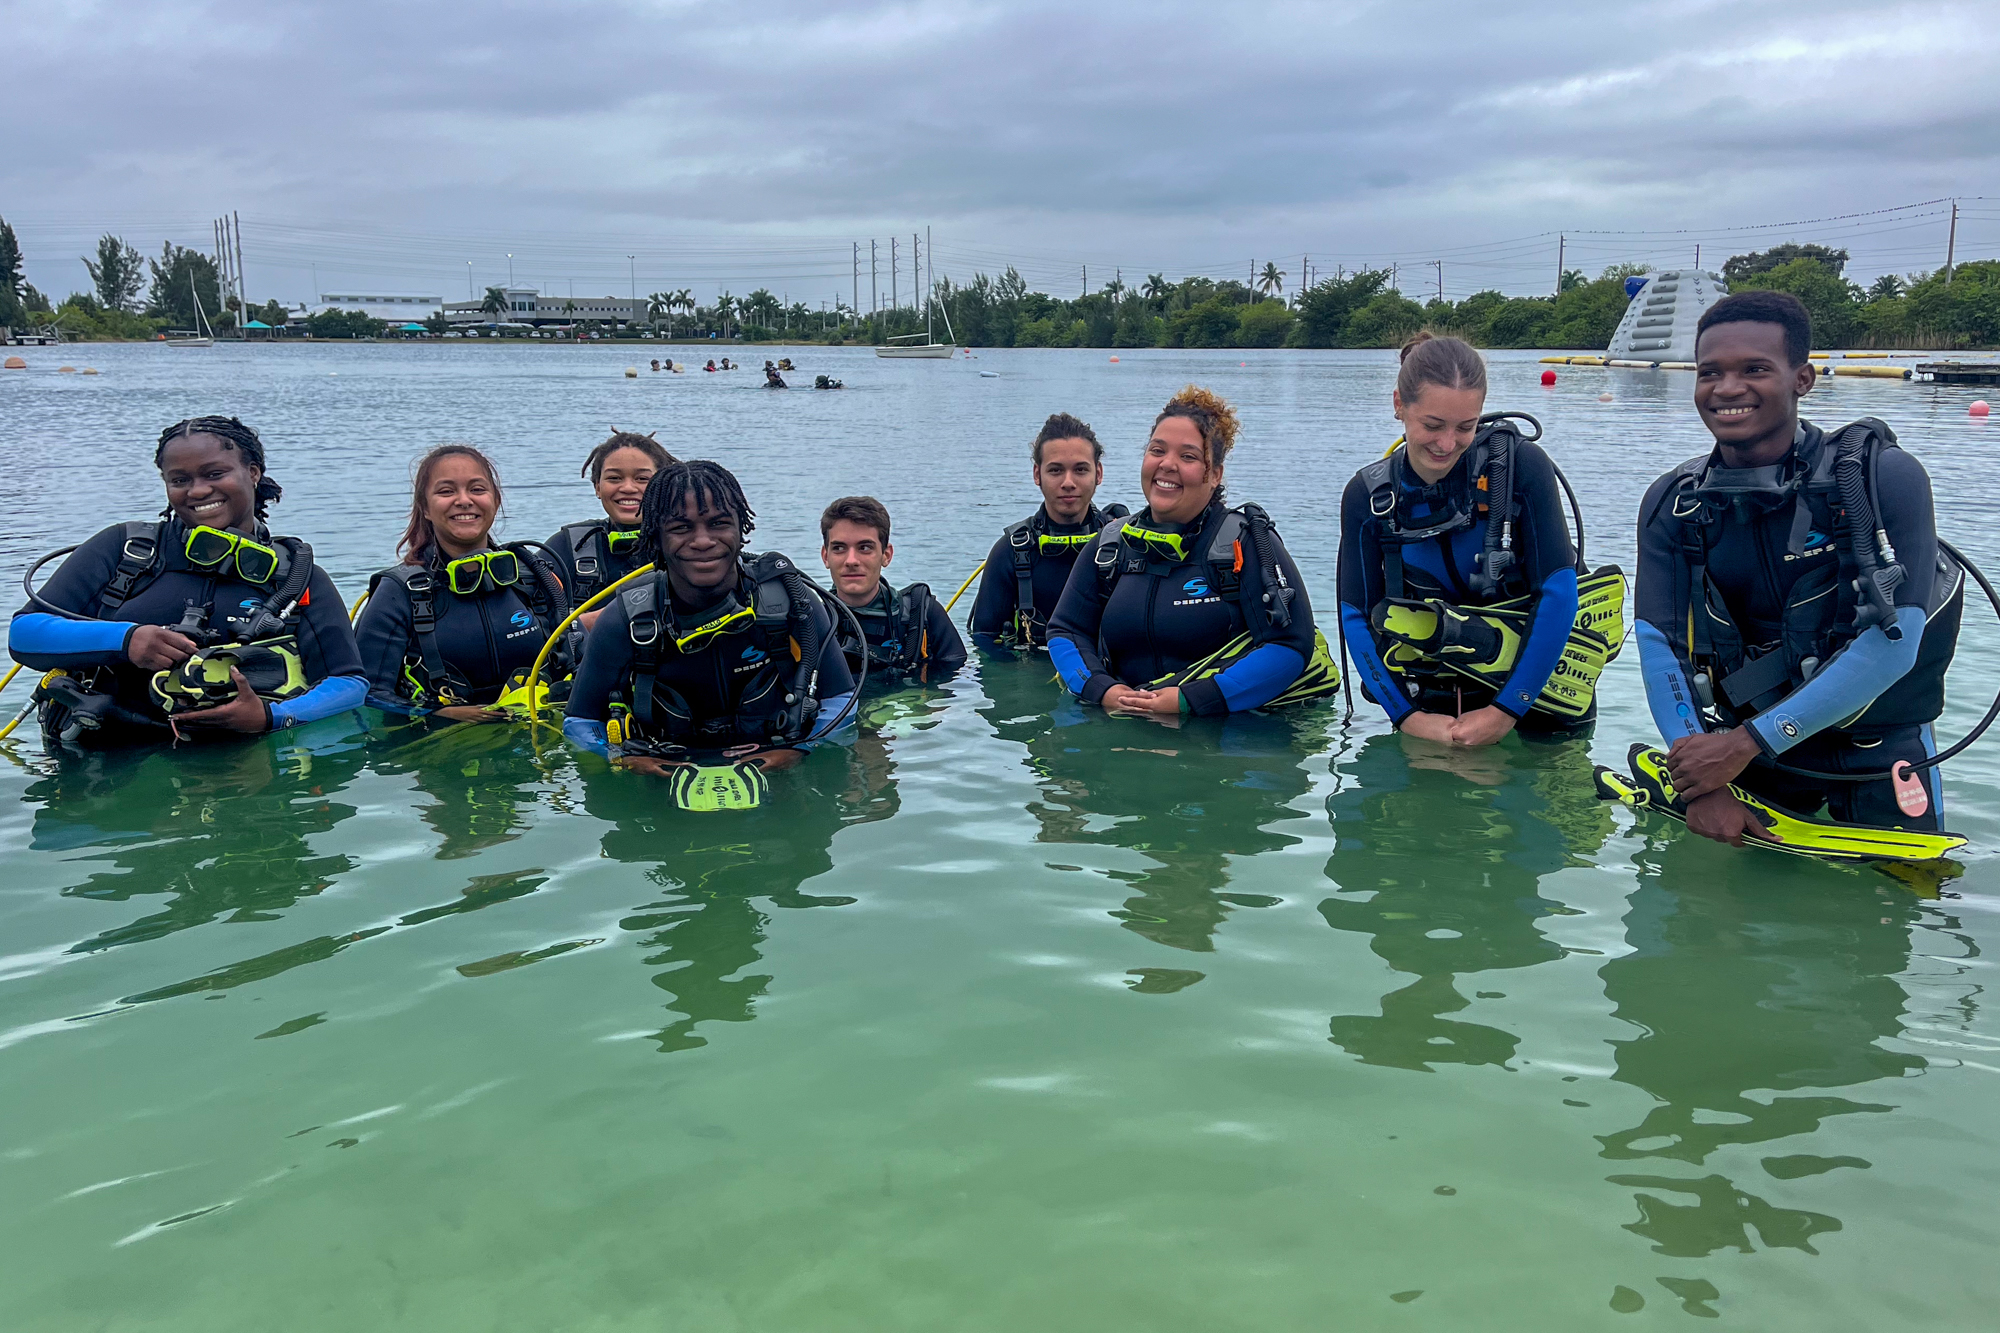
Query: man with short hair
[[970, 412, 1127, 650], [1634, 290, 1960, 845], [820, 495, 966, 683]]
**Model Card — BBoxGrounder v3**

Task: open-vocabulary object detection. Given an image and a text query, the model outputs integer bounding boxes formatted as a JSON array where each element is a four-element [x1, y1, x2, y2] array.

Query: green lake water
[[2, 344, 1997, 1329]]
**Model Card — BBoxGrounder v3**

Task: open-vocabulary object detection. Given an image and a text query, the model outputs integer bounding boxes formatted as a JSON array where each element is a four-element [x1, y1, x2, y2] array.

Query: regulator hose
[[1758, 538, 1998, 782], [22, 546, 89, 620]]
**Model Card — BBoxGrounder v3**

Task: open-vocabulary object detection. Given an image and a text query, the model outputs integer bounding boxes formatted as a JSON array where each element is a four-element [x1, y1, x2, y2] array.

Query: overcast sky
[[7, 0, 1996, 305]]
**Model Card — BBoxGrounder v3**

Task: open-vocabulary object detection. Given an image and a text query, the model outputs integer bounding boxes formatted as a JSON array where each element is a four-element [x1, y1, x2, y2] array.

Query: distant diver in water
[[813, 374, 843, 390], [765, 364, 787, 388]]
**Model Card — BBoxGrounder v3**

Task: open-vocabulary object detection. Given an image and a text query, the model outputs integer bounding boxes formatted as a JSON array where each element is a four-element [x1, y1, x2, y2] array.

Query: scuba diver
[[813, 375, 844, 390], [764, 363, 787, 389], [1048, 385, 1337, 717], [355, 444, 570, 724], [1339, 332, 1612, 746], [969, 412, 1128, 651], [704, 359, 718, 373], [9, 415, 366, 748], [563, 460, 856, 776], [1634, 290, 1963, 845], [776, 358, 795, 372], [543, 430, 677, 627], [819, 495, 966, 685]]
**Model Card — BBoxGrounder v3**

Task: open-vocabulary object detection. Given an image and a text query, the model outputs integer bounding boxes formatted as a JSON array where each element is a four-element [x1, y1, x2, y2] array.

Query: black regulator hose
[[22, 547, 91, 620], [1759, 538, 1999, 782], [240, 538, 315, 639]]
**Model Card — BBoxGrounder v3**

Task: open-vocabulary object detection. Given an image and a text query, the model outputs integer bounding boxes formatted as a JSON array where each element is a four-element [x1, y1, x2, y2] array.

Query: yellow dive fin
[[1593, 743, 1967, 863], [669, 762, 769, 812], [1147, 628, 1343, 709]]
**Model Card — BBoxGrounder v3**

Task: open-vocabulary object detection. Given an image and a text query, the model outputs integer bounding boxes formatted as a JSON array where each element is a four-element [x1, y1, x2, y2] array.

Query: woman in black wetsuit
[[356, 444, 567, 724], [1048, 386, 1322, 717], [543, 431, 676, 625]]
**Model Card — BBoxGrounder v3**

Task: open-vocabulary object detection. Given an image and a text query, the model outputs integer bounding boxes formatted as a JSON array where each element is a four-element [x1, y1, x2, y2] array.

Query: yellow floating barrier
[[1832, 364, 1912, 379], [1842, 352, 1889, 359], [1809, 352, 1831, 360]]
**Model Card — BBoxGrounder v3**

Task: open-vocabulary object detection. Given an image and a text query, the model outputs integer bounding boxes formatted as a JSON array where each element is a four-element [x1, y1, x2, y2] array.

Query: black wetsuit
[[970, 503, 1122, 648], [565, 566, 856, 752], [544, 519, 647, 606], [840, 580, 967, 684], [356, 554, 551, 711], [9, 519, 365, 745], [1047, 499, 1317, 715], [1635, 421, 1950, 828]]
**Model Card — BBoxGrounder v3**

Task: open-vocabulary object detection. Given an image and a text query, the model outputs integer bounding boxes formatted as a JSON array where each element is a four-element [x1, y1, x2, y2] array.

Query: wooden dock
[[1917, 362, 2000, 385]]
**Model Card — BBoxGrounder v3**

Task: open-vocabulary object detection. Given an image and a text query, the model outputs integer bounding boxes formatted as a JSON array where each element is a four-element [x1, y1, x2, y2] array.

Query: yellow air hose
[[942, 560, 986, 615], [524, 564, 657, 723]]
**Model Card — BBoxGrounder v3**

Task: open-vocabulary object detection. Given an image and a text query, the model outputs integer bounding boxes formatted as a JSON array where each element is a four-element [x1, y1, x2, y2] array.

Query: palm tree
[[672, 288, 695, 326], [480, 285, 508, 325], [1103, 276, 1126, 303], [1867, 273, 1905, 302], [716, 292, 737, 339], [1258, 262, 1285, 301], [647, 291, 674, 336], [1142, 273, 1170, 303]]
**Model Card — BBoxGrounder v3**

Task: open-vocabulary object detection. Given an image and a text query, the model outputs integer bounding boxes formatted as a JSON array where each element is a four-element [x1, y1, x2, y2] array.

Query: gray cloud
[[6, 0, 1995, 302]]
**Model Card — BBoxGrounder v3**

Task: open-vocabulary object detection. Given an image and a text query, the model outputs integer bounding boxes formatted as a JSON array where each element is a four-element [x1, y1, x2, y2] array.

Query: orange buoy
[[82, 367, 99, 375], [1598, 392, 1614, 402], [58, 365, 76, 373], [1540, 369, 1557, 386], [1109, 356, 1119, 363], [1972, 401, 1991, 417], [3, 356, 25, 369]]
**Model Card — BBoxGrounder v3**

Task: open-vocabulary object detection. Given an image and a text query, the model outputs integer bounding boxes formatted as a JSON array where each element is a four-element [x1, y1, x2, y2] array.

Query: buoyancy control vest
[[34, 519, 319, 737], [839, 582, 942, 675], [1651, 417, 1962, 731], [558, 520, 639, 602], [1358, 414, 1624, 721], [611, 551, 825, 751], [1001, 502, 1129, 647], [367, 542, 570, 707]]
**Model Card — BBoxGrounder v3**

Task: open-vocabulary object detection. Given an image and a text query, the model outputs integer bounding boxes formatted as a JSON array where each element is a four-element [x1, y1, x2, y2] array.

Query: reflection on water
[[28, 722, 370, 957], [588, 735, 899, 1053], [1597, 842, 1927, 1260], [981, 655, 1328, 955], [1319, 732, 1604, 1071]]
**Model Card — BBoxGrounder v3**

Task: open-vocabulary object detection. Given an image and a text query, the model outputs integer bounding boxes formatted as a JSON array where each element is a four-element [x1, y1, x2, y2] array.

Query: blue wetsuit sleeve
[[1494, 566, 1577, 718], [1337, 471, 1414, 726], [8, 612, 134, 669], [796, 691, 855, 751], [1048, 534, 1117, 703], [1209, 644, 1308, 713], [1745, 605, 1924, 755], [269, 674, 367, 728], [969, 533, 1015, 640], [563, 717, 609, 756], [1636, 619, 1704, 743]]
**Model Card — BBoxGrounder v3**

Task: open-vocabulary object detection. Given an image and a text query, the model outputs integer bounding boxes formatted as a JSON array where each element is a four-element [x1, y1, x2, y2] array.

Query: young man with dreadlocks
[[9, 416, 367, 748], [562, 460, 856, 774]]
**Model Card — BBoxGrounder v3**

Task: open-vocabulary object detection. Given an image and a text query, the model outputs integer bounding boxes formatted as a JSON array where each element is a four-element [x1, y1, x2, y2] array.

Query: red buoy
[[1540, 369, 1557, 386], [1972, 400, 1991, 417]]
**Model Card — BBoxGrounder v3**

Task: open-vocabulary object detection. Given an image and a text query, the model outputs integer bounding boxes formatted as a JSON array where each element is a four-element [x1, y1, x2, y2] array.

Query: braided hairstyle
[[638, 460, 756, 568], [582, 429, 677, 483], [155, 416, 282, 518]]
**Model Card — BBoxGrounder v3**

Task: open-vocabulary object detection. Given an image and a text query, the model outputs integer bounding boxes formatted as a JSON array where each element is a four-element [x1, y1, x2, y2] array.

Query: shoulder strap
[[621, 576, 663, 726], [97, 521, 165, 614], [371, 561, 454, 700], [1092, 512, 1139, 593], [561, 521, 609, 595]]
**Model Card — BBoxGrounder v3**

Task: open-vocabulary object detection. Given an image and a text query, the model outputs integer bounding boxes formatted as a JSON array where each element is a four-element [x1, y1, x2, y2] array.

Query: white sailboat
[[166, 274, 215, 348], [875, 236, 957, 358]]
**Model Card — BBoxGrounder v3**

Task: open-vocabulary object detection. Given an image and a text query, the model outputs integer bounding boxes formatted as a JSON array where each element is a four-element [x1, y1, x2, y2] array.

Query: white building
[[442, 287, 644, 328], [314, 293, 444, 322]]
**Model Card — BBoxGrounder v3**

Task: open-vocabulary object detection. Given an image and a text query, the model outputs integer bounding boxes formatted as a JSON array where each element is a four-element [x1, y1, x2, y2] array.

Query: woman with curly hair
[[1047, 386, 1326, 716]]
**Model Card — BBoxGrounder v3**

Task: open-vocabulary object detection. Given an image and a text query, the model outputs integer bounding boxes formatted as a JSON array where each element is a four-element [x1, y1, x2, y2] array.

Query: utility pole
[[628, 255, 636, 302], [1694, 244, 1700, 271], [1081, 263, 1086, 297], [891, 236, 898, 311], [507, 253, 514, 286], [467, 261, 473, 299], [233, 212, 246, 330], [852, 243, 859, 335], [1946, 199, 1959, 286], [1436, 260, 1444, 302], [1554, 235, 1564, 297], [1300, 254, 1307, 299]]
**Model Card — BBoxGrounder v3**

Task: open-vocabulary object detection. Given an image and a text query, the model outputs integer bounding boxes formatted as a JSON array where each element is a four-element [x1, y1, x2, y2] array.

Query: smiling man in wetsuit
[[820, 495, 965, 685], [1634, 290, 1960, 845]]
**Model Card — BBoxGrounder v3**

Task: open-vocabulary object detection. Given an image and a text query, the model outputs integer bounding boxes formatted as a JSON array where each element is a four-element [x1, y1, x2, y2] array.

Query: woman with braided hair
[[562, 459, 855, 774], [543, 429, 677, 628], [1048, 385, 1330, 716], [9, 415, 367, 748]]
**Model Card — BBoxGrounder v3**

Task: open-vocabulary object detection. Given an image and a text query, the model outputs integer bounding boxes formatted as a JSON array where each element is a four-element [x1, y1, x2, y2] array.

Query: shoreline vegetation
[[6, 217, 1996, 351]]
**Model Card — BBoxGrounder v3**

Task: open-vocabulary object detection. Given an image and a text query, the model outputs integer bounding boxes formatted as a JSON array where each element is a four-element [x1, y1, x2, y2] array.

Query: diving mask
[[445, 548, 521, 595], [672, 597, 755, 653], [149, 637, 309, 714], [1119, 520, 1188, 563], [184, 525, 281, 584], [1687, 463, 1803, 519], [1038, 531, 1094, 554]]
